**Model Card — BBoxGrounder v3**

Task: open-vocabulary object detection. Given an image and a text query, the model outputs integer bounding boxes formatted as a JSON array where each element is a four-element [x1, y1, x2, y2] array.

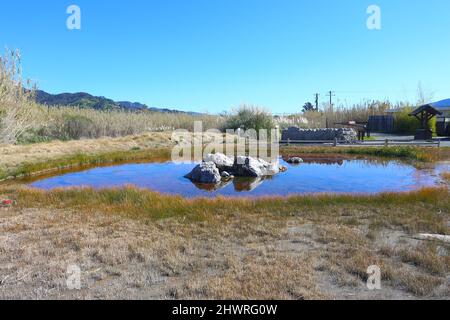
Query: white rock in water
[[234, 156, 280, 177], [186, 154, 280, 184], [185, 162, 221, 184], [220, 171, 235, 181], [204, 153, 235, 171]]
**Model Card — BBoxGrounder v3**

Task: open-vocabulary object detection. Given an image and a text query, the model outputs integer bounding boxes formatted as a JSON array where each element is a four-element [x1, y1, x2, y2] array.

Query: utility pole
[[326, 91, 335, 112], [314, 93, 320, 111]]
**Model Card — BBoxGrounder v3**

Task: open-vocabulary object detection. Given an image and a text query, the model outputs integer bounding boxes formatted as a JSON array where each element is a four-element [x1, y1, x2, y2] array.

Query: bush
[[17, 129, 52, 144], [63, 114, 96, 139], [223, 105, 275, 135], [394, 107, 436, 135]]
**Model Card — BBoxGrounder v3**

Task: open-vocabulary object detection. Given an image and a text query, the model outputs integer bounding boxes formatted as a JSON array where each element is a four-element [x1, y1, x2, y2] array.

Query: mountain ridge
[[34, 90, 202, 115]]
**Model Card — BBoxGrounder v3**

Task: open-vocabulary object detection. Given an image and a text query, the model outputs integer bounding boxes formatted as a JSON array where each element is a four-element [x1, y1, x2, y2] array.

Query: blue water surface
[[29, 159, 445, 198]]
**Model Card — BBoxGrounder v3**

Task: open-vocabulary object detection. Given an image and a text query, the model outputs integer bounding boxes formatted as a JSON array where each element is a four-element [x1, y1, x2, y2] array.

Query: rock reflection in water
[[191, 179, 233, 191], [233, 177, 265, 192], [191, 177, 266, 192]]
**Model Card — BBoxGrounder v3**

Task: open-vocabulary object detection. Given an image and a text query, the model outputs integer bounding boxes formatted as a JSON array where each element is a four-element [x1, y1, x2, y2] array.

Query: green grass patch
[[13, 186, 448, 233], [282, 146, 435, 162], [1, 148, 171, 181]]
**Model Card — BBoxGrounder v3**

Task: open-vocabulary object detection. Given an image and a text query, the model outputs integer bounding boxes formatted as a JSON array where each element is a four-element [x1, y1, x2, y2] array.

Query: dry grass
[[0, 183, 448, 300], [314, 223, 449, 298], [178, 254, 326, 300], [441, 172, 450, 182], [0, 184, 449, 299], [35, 106, 223, 142], [0, 207, 184, 299], [0, 204, 321, 300], [396, 244, 449, 276]]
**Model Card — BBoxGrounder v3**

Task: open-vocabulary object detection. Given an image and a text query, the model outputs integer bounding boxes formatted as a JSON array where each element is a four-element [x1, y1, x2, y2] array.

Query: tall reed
[[0, 49, 44, 144]]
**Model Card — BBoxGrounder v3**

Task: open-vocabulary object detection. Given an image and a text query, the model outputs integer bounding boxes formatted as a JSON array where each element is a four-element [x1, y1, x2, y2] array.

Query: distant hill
[[35, 90, 201, 115]]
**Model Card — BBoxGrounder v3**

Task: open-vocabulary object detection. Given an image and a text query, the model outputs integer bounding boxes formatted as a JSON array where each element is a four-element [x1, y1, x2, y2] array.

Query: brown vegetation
[[0, 182, 448, 299]]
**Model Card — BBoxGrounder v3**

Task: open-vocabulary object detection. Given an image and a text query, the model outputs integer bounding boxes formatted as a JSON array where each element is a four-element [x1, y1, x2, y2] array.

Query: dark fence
[[280, 138, 441, 147], [368, 115, 394, 133]]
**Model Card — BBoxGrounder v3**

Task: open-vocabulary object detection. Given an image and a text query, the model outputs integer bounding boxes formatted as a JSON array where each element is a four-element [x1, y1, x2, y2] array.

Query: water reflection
[[283, 156, 345, 166], [192, 179, 233, 191], [233, 177, 265, 192], [191, 177, 267, 192]]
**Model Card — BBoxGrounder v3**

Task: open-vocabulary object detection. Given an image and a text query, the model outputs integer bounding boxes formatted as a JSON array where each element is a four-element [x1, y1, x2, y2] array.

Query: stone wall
[[281, 127, 358, 143]]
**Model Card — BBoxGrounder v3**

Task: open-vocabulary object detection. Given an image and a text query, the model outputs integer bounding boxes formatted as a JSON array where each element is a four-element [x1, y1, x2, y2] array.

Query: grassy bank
[[0, 148, 172, 181], [282, 145, 444, 162], [6, 186, 446, 234]]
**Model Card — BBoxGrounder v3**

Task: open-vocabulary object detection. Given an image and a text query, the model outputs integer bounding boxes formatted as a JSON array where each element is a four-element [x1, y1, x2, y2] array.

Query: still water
[[28, 158, 448, 198]]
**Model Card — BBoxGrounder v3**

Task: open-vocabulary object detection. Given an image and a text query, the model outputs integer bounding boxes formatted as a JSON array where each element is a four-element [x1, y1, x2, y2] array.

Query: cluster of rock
[[185, 153, 281, 184], [281, 127, 357, 143]]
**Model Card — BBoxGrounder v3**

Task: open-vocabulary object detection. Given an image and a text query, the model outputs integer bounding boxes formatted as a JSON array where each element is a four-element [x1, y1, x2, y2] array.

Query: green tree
[[223, 105, 275, 135], [302, 102, 315, 113]]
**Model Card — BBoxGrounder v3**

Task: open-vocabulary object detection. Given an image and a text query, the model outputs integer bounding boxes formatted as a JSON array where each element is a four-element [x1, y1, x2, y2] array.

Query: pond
[[28, 157, 449, 198]]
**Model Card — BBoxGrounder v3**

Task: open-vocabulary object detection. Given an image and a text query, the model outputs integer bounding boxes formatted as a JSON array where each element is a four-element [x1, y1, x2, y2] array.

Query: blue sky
[[0, 0, 449, 113]]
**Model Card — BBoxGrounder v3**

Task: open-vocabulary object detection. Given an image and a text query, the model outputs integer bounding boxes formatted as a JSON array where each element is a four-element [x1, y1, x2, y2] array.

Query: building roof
[[409, 99, 450, 117], [409, 104, 443, 117], [428, 99, 450, 110]]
